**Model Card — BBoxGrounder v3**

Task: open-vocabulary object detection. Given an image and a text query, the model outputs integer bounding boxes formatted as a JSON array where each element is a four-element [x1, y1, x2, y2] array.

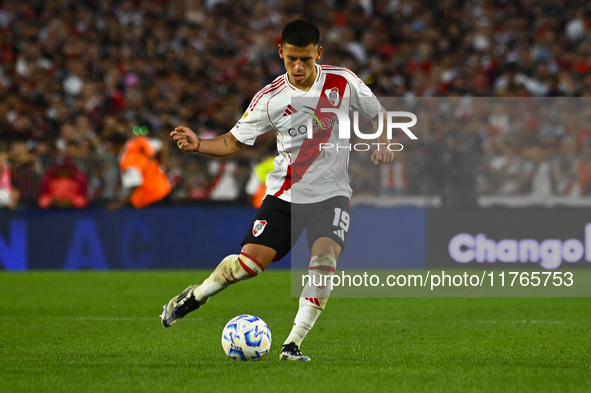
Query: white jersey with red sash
[[230, 64, 381, 204]]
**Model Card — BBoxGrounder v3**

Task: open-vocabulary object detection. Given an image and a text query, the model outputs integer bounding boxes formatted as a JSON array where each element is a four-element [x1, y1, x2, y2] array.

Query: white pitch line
[[0, 316, 157, 321], [329, 319, 403, 323], [476, 320, 562, 324], [328, 319, 565, 324], [0, 317, 564, 324]]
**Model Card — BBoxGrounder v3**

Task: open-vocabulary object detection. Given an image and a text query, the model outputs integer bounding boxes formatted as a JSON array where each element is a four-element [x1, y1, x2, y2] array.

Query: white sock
[[195, 252, 264, 302], [284, 254, 336, 347], [284, 299, 324, 346]]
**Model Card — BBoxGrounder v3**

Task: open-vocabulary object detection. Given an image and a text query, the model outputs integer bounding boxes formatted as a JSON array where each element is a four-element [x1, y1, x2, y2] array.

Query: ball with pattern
[[221, 315, 271, 361]]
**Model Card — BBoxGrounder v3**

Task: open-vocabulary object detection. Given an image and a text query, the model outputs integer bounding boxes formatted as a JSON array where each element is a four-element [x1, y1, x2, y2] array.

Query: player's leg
[[191, 243, 275, 303], [160, 245, 275, 327], [280, 196, 350, 361], [161, 196, 292, 327], [280, 237, 341, 361]]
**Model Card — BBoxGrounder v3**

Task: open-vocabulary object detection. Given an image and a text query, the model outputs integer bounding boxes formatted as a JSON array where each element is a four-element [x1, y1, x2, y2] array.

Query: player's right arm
[[171, 126, 245, 156], [173, 79, 276, 155]]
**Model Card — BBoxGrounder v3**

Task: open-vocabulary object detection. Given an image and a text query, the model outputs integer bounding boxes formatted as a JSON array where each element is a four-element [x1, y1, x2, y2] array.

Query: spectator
[[379, 135, 409, 197], [553, 136, 581, 197], [0, 151, 19, 209], [9, 136, 38, 203], [443, 122, 482, 208], [245, 155, 275, 207], [1, 0, 591, 206], [487, 136, 531, 196], [522, 138, 553, 200], [38, 154, 88, 209], [106, 132, 172, 209]]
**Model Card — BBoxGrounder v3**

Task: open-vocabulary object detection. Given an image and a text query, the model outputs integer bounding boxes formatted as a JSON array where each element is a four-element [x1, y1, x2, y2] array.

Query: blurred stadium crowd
[[1, 0, 591, 208]]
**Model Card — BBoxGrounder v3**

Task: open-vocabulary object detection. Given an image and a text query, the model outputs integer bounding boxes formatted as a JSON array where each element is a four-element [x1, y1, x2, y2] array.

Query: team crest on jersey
[[252, 220, 267, 237], [324, 87, 340, 107]]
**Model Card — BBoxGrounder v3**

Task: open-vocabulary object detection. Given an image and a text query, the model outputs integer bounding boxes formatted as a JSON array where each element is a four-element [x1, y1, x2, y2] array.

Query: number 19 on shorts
[[332, 207, 350, 241]]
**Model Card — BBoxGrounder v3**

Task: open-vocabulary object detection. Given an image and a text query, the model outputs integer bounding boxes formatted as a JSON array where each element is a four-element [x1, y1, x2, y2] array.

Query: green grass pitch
[[1, 270, 590, 393]]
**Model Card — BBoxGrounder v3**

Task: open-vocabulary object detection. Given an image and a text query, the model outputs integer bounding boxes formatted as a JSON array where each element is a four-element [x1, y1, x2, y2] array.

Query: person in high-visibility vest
[[107, 132, 172, 210], [245, 156, 275, 208]]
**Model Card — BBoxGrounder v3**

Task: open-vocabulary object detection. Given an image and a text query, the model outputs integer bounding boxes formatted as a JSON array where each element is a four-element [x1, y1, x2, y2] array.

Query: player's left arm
[[370, 106, 394, 165]]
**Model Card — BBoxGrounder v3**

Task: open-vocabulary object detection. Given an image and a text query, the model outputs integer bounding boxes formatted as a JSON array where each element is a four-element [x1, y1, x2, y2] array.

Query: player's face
[[279, 43, 323, 90]]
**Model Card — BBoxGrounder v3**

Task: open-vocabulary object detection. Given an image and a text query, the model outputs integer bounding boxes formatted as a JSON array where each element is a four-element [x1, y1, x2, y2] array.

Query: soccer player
[[162, 19, 394, 361]]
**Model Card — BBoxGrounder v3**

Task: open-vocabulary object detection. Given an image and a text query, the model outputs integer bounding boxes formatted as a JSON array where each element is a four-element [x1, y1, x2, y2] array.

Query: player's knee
[[236, 252, 265, 277], [311, 237, 342, 260], [309, 254, 337, 273], [241, 244, 276, 269]]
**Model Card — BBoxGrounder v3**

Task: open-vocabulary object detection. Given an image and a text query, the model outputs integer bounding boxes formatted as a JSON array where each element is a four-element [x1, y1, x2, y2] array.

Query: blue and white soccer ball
[[221, 314, 271, 361]]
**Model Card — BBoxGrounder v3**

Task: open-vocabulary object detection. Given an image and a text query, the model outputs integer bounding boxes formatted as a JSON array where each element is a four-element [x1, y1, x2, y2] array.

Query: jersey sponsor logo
[[252, 220, 268, 237], [324, 87, 340, 106], [302, 106, 337, 131], [282, 105, 298, 117]]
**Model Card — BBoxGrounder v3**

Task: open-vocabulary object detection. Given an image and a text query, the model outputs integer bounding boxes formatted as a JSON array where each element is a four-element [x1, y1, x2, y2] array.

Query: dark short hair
[[281, 19, 320, 48]]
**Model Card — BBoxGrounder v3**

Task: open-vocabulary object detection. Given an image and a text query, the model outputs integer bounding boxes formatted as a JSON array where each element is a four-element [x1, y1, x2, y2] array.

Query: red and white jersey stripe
[[230, 64, 381, 203]]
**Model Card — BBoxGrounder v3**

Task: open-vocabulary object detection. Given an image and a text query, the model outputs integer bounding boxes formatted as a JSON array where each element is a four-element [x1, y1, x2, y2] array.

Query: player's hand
[[170, 126, 199, 152], [371, 147, 394, 165]]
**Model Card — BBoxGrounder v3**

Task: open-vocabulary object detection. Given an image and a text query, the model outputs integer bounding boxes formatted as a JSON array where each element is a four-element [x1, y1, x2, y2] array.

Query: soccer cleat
[[279, 342, 311, 361], [160, 284, 204, 327]]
